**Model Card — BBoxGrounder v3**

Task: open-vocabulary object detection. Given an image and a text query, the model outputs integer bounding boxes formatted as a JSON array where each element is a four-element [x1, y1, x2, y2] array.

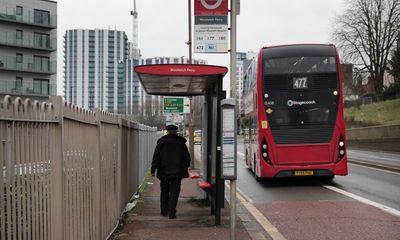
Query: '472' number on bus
[[293, 77, 308, 89]]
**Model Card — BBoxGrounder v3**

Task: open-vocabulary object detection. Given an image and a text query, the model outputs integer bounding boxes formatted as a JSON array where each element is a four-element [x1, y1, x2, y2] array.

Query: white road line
[[322, 185, 400, 217], [226, 182, 286, 240], [348, 162, 400, 175], [238, 150, 400, 218]]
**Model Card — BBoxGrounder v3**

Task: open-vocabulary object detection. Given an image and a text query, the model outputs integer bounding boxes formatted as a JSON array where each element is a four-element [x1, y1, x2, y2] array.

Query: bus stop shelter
[[134, 64, 228, 225]]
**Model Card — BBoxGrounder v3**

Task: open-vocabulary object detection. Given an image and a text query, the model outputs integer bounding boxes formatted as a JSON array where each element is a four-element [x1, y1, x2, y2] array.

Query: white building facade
[[0, 0, 57, 97], [64, 29, 128, 113], [237, 51, 256, 116]]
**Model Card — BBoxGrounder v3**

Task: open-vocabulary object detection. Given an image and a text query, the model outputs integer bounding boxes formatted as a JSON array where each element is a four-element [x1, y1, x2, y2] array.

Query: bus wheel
[[254, 159, 262, 182], [321, 176, 335, 183], [255, 175, 262, 182]]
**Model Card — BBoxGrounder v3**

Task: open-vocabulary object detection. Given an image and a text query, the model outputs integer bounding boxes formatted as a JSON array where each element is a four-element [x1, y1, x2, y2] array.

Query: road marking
[[236, 190, 286, 240], [349, 162, 400, 175], [239, 150, 400, 217], [236, 185, 254, 204], [323, 185, 400, 217], [226, 182, 286, 240]]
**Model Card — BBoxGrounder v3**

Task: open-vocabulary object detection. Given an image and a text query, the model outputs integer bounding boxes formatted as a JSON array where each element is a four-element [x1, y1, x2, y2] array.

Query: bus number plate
[[294, 170, 314, 176]]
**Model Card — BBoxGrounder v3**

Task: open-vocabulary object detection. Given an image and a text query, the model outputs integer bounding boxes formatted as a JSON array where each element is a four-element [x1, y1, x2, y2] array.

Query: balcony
[[0, 8, 56, 29], [0, 79, 56, 96], [0, 55, 56, 74], [0, 30, 56, 51]]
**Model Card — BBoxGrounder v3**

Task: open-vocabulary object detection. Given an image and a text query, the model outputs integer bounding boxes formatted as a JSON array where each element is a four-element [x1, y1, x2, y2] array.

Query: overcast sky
[[56, 0, 347, 95]]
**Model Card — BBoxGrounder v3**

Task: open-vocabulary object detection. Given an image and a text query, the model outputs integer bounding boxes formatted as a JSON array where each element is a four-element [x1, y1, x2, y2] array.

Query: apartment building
[[0, 0, 57, 98], [64, 29, 128, 113]]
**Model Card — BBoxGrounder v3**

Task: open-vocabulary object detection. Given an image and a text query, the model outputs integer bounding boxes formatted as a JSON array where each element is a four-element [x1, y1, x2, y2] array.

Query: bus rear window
[[263, 56, 337, 74]]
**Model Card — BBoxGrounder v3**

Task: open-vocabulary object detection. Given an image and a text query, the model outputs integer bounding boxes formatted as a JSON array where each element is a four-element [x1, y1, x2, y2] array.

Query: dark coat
[[151, 133, 191, 180]]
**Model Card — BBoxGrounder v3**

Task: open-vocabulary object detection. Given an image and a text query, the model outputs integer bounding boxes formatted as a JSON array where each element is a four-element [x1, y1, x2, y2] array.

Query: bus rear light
[[261, 137, 271, 165], [336, 135, 346, 163], [262, 144, 267, 149]]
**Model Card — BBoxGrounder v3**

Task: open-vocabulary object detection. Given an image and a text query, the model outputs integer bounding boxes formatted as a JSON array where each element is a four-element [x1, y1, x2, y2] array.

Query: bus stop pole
[[230, 0, 237, 239], [187, 0, 194, 168]]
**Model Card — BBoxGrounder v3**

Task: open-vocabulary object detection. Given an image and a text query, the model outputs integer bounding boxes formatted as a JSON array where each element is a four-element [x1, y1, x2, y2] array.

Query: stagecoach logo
[[287, 99, 316, 107], [200, 0, 223, 9]]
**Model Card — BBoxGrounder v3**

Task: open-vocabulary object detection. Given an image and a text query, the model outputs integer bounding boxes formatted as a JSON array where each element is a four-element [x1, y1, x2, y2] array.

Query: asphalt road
[[233, 143, 400, 240]]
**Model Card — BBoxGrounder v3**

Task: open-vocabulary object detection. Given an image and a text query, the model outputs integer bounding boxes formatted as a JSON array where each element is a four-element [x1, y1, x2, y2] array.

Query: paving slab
[[114, 172, 253, 240]]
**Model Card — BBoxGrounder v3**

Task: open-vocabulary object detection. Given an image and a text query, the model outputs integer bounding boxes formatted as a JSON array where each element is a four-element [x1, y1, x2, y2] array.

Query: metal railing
[[0, 55, 56, 74], [0, 79, 56, 96], [0, 7, 57, 28], [0, 30, 57, 51], [0, 95, 158, 240]]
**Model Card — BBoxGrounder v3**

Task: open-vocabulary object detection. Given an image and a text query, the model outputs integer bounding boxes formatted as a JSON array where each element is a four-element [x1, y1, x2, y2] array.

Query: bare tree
[[388, 35, 400, 85], [332, 0, 400, 94]]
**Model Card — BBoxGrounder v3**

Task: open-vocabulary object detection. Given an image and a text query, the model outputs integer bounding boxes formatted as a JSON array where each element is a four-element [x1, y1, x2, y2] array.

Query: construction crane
[[130, 0, 140, 59]]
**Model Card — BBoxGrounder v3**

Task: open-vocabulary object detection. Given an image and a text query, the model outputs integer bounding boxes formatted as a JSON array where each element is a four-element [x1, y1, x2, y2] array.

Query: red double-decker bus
[[242, 44, 347, 181]]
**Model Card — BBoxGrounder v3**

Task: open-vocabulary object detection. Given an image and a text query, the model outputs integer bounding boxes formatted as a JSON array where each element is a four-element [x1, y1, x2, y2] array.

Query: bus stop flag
[[194, 0, 228, 53]]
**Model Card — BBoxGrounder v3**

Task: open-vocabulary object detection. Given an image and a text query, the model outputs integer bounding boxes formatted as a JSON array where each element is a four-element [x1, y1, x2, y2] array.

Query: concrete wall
[[346, 124, 400, 152]]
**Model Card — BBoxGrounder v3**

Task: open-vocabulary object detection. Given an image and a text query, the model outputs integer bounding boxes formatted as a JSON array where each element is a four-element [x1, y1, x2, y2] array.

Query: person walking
[[151, 124, 191, 219]]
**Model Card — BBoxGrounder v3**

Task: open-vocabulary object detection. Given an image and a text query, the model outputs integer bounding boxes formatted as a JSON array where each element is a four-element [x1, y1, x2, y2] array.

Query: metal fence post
[[49, 96, 64, 240], [117, 116, 123, 213], [94, 109, 102, 239]]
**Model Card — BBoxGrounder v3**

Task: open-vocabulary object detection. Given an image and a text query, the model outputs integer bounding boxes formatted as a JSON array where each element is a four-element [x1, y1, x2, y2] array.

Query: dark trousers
[[160, 178, 182, 216]]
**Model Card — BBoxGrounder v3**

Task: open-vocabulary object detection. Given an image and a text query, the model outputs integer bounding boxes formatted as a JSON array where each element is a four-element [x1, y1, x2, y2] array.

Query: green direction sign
[[164, 97, 184, 113]]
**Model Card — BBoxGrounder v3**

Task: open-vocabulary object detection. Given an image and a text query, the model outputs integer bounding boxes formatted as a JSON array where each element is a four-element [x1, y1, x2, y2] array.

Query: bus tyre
[[321, 176, 335, 183], [255, 175, 262, 182], [254, 159, 262, 182]]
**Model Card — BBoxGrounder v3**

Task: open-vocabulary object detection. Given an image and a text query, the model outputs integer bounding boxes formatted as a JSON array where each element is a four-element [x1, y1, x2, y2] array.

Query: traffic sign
[[163, 97, 189, 114]]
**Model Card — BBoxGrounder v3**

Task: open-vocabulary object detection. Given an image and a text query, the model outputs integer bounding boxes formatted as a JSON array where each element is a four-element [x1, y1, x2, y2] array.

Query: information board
[[221, 99, 237, 180], [194, 0, 228, 53]]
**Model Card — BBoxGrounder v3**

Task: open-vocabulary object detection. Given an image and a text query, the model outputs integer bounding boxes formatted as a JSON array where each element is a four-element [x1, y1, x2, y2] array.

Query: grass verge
[[345, 99, 400, 126]]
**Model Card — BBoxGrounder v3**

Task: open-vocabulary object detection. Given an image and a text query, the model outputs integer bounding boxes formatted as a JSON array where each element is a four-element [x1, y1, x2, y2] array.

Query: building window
[[33, 79, 49, 95], [14, 77, 23, 93], [34, 32, 50, 49], [34, 55, 50, 72], [16, 53, 23, 70], [16, 30, 23, 44], [16, 53, 23, 63], [16, 6, 23, 17], [34, 9, 50, 25]]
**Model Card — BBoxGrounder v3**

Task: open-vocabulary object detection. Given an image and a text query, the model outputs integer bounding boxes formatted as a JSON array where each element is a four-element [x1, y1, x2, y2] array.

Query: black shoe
[[161, 212, 168, 217], [168, 214, 176, 219]]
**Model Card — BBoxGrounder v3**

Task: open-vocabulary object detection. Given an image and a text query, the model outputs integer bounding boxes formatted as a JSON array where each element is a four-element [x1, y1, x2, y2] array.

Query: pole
[[188, 0, 195, 168], [188, 0, 193, 63], [230, 0, 237, 239], [230, 180, 237, 240]]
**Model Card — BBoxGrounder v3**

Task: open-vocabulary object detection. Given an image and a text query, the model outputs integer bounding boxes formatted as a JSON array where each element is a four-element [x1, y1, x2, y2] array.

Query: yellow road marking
[[226, 182, 287, 240]]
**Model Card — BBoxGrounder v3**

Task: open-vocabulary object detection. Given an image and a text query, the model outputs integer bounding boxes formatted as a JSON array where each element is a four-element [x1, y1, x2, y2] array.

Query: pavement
[[112, 169, 254, 240]]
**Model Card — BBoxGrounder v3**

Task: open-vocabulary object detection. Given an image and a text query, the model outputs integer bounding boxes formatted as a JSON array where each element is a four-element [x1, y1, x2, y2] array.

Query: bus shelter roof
[[134, 64, 228, 96]]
